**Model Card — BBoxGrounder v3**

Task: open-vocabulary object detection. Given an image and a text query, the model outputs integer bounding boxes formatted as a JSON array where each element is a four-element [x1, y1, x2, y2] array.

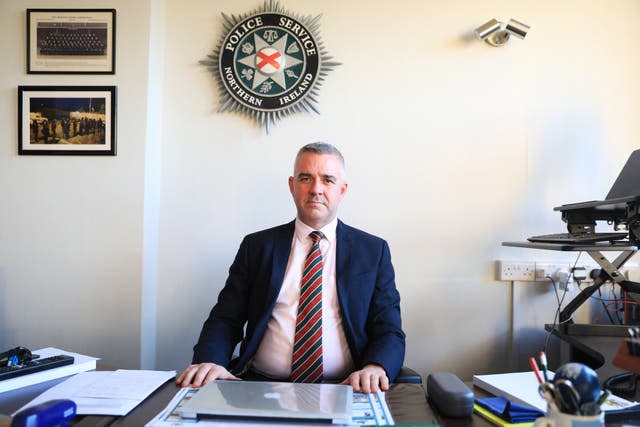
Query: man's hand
[[341, 364, 389, 393], [176, 363, 239, 388]]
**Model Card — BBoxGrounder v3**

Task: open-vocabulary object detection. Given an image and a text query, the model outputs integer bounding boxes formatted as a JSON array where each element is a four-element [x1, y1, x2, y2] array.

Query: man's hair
[[295, 142, 345, 171]]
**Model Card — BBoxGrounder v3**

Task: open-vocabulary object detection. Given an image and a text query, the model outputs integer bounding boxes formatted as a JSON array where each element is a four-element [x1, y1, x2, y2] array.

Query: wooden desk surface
[[2, 325, 638, 425], [9, 366, 634, 426], [1, 378, 494, 426]]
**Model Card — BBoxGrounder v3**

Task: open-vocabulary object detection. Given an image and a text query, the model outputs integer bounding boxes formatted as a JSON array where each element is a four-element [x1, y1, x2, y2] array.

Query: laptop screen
[[606, 149, 640, 200]]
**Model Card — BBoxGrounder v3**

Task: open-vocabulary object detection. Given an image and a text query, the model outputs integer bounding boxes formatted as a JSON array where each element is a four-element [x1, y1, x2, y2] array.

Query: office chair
[[395, 365, 422, 384]]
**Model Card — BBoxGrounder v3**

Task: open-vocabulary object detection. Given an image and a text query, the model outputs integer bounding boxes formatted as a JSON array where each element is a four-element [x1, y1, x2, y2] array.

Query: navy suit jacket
[[192, 219, 406, 381]]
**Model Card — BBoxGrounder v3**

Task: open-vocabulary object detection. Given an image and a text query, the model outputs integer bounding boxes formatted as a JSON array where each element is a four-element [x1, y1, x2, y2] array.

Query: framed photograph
[[27, 9, 116, 74], [18, 86, 117, 156]]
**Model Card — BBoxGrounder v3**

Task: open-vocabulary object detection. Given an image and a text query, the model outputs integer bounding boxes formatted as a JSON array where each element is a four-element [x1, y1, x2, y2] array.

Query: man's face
[[289, 152, 348, 230]]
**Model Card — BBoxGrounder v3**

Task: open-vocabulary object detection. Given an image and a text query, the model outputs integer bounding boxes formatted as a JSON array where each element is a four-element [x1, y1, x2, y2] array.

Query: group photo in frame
[[27, 8, 116, 74], [18, 86, 117, 155]]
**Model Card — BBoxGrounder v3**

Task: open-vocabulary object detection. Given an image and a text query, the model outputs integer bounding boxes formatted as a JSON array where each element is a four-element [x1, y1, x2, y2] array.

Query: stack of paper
[[0, 347, 98, 394], [14, 369, 176, 416]]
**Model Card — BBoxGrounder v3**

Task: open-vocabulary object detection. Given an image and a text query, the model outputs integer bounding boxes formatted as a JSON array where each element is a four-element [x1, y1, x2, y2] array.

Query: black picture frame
[[18, 86, 117, 156], [27, 8, 116, 74]]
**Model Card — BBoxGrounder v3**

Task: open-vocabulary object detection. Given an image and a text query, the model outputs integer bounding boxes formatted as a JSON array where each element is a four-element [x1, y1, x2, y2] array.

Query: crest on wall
[[200, 1, 340, 133]]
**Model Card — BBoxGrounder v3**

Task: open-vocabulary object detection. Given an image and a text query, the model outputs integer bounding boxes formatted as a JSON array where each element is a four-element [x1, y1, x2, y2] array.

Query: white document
[[473, 370, 636, 412], [0, 347, 98, 394], [14, 369, 176, 416]]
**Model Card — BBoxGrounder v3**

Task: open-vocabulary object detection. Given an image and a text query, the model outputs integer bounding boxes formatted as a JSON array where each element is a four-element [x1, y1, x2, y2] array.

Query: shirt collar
[[294, 217, 337, 244]]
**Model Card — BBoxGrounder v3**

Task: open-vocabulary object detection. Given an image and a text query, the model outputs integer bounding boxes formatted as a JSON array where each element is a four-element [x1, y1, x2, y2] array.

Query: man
[[177, 142, 405, 393]]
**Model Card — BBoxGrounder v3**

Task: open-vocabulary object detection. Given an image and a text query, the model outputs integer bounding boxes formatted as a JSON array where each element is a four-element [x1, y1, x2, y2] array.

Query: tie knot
[[309, 231, 323, 243]]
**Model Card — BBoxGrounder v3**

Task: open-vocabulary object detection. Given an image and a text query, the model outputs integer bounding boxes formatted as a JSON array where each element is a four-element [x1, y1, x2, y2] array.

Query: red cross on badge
[[256, 47, 283, 75]]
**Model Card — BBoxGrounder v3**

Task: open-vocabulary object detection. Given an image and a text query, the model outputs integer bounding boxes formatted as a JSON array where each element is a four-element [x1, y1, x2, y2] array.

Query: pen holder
[[533, 408, 603, 427]]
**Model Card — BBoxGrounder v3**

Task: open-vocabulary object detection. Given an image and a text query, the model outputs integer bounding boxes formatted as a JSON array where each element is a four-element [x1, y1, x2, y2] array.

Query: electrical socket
[[554, 269, 572, 290], [572, 267, 588, 281], [497, 260, 599, 282], [535, 263, 569, 281], [498, 261, 536, 281]]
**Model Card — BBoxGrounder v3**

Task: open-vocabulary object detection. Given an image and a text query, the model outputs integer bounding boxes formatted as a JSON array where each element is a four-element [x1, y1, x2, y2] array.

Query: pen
[[597, 389, 610, 406], [529, 356, 544, 385], [538, 351, 549, 382]]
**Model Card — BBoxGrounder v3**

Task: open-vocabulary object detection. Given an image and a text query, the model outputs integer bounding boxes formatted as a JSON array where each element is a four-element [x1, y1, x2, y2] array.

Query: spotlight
[[475, 18, 501, 41], [475, 18, 530, 47], [506, 19, 529, 39]]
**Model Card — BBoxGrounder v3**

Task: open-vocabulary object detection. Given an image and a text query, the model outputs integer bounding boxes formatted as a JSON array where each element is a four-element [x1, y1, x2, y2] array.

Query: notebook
[[178, 380, 353, 424]]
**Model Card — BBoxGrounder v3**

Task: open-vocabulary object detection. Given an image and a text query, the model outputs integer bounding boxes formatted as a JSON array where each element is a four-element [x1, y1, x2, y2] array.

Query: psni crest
[[200, 1, 340, 133]]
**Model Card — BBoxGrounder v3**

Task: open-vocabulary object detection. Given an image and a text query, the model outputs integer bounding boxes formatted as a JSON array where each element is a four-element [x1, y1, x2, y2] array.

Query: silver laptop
[[179, 380, 352, 424]]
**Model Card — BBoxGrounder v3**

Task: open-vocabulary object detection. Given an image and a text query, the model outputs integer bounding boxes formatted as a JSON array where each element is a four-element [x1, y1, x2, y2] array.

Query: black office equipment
[[0, 355, 74, 381], [426, 372, 474, 417], [543, 149, 640, 246], [528, 231, 628, 244], [0, 347, 34, 367], [506, 150, 640, 334]]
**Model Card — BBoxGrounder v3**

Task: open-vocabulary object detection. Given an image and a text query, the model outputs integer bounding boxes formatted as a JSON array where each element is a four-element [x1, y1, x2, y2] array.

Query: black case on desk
[[426, 372, 474, 417]]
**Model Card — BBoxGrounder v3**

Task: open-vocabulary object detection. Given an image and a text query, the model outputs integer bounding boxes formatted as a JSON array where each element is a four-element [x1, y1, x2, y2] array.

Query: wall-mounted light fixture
[[475, 18, 530, 47]]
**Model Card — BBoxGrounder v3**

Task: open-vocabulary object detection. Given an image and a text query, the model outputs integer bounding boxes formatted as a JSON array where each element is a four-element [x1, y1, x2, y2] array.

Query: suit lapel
[[264, 221, 295, 311], [335, 220, 361, 363], [335, 220, 351, 306]]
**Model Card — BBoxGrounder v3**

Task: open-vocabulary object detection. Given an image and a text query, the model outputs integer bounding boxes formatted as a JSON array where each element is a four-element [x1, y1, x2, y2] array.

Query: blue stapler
[[11, 400, 76, 427]]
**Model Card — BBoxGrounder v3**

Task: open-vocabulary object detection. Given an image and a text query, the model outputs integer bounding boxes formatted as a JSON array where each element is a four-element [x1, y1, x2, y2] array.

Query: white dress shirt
[[251, 218, 354, 380]]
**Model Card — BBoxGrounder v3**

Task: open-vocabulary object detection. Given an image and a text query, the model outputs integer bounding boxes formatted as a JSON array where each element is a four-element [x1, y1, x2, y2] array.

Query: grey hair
[[295, 142, 345, 171]]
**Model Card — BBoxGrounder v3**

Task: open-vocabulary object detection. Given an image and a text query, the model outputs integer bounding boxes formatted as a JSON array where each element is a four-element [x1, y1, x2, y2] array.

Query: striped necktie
[[291, 231, 324, 383]]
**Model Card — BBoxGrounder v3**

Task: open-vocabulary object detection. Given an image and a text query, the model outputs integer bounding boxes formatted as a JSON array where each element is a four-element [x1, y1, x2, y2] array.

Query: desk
[[2, 375, 635, 426], [0, 375, 496, 426]]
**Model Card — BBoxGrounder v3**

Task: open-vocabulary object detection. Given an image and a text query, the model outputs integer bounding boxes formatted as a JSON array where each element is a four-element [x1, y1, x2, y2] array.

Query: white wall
[[0, 0, 151, 369], [1, 0, 639, 380]]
